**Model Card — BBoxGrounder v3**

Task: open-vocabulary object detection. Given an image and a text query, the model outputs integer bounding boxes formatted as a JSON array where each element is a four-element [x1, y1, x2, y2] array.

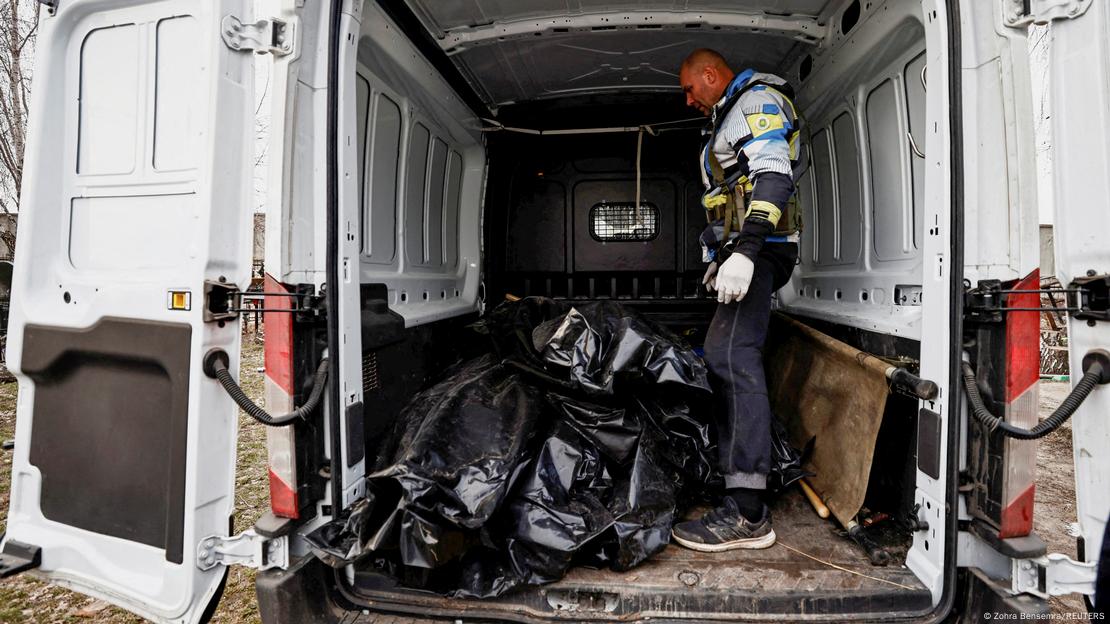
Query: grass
[[0, 332, 270, 623]]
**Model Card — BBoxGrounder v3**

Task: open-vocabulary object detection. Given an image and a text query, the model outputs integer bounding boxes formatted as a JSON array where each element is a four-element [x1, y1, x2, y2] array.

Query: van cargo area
[[11, 0, 1105, 619], [305, 0, 949, 619], [335, 108, 931, 621]]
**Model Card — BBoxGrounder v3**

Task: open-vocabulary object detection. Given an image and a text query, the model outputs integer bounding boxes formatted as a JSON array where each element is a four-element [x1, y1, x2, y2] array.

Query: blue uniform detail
[[724, 69, 756, 99], [761, 104, 780, 114]]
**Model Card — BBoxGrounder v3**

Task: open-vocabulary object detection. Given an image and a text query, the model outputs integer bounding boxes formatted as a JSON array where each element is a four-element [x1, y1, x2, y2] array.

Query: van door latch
[[204, 279, 240, 323], [221, 15, 295, 56], [196, 530, 288, 572], [1003, 0, 1091, 27], [1012, 553, 1097, 598], [1069, 273, 1109, 324]]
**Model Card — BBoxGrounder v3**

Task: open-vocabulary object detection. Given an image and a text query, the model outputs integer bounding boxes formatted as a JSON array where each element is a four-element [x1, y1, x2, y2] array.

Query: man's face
[[680, 64, 724, 116]]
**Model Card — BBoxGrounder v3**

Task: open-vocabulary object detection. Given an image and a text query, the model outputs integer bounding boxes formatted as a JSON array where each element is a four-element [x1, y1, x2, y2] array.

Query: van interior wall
[[484, 97, 713, 331], [780, 7, 927, 340], [359, 309, 481, 464]]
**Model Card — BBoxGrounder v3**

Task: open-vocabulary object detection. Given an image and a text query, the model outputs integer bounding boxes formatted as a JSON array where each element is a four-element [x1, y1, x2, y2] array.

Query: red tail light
[[264, 275, 299, 519], [998, 269, 1040, 538]]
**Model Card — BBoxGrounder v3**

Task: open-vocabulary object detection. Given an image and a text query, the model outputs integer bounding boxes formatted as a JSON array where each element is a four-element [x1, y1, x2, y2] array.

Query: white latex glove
[[702, 261, 718, 293], [716, 253, 754, 304]]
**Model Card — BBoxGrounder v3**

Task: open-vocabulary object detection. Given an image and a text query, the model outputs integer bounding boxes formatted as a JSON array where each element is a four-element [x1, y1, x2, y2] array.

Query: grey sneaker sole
[[671, 528, 777, 552]]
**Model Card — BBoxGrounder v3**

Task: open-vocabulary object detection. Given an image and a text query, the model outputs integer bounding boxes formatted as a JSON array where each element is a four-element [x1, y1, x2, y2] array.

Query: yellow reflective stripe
[[745, 112, 785, 138], [744, 200, 782, 227]]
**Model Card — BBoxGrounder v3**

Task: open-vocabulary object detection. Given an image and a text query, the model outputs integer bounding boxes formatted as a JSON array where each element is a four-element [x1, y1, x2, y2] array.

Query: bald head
[[679, 48, 735, 116], [681, 48, 731, 75]]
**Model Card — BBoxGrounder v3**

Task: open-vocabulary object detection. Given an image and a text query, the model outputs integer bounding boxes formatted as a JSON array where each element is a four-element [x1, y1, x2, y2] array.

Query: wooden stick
[[799, 478, 830, 519]]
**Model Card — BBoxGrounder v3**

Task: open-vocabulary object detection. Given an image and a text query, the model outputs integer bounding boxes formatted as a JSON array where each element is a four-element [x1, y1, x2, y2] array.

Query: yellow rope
[[776, 541, 917, 591]]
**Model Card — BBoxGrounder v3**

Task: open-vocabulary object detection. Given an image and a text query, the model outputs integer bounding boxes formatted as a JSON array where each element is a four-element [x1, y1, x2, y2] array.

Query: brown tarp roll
[[765, 313, 892, 526]]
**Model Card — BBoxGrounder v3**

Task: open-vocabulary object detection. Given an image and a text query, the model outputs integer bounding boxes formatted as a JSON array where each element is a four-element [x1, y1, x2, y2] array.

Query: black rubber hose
[[961, 357, 1105, 440], [205, 349, 329, 427]]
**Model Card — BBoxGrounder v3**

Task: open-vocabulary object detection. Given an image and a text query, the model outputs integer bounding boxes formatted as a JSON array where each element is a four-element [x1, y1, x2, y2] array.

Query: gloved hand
[[715, 253, 754, 304], [702, 261, 718, 292]]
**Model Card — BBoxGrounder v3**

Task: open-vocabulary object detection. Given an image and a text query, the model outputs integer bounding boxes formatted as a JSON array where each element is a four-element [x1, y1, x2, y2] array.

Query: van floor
[[349, 489, 932, 622]]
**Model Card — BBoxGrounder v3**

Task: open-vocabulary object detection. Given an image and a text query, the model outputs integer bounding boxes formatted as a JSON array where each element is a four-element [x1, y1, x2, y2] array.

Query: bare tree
[[0, 0, 39, 256]]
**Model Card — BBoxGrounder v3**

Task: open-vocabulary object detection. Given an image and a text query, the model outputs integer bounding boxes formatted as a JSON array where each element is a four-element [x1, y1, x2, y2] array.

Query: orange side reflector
[[168, 291, 191, 311]]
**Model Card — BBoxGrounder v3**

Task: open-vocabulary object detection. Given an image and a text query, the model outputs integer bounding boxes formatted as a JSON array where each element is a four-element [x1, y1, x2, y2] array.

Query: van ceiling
[[399, 0, 838, 110]]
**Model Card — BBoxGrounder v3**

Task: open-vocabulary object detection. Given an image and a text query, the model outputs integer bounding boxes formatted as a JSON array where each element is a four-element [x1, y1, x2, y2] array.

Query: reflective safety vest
[[701, 71, 805, 242]]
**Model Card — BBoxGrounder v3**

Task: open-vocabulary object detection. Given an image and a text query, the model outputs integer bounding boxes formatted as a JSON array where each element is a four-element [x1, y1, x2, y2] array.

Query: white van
[[0, 0, 1107, 622]]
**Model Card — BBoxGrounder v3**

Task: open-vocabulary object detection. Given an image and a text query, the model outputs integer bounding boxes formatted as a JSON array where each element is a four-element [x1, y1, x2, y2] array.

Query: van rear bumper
[[950, 567, 1050, 622], [256, 556, 344, 624], [256, 556, 450, 624], [257, 557, 1051, 624]]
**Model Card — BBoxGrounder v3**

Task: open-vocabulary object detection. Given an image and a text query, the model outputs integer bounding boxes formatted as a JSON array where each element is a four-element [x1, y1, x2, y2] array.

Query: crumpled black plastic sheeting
[[769, 415, 810, 492], [306, 297, 805, 598]]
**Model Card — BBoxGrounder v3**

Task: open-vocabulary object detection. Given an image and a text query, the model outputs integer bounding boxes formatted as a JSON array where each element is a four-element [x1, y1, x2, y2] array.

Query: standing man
[[671, 49, 803, 551]]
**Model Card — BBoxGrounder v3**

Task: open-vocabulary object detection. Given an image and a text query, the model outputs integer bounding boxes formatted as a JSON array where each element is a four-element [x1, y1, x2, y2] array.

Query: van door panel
[[2, 1, 254, 621], [1047, 0, 1110, 573]]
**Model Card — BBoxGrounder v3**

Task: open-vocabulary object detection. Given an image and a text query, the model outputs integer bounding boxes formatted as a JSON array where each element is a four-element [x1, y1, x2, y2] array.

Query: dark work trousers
[[703, 242, 799, 490]]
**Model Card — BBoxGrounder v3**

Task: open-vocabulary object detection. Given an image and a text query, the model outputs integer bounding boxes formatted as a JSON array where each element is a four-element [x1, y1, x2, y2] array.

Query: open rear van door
[[0, 0, 266, 621], [1039, 0, 1110, 581]]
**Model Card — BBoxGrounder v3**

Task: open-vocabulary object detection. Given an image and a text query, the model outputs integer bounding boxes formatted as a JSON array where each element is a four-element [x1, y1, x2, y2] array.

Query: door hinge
[[1012, 553, 1097, 599], [196, 530, 288, 572], [962, 277, 1108, 324], [1004, 0, 1092, 27], [204, 279, 325, 323], [221, 15, 295, 56]]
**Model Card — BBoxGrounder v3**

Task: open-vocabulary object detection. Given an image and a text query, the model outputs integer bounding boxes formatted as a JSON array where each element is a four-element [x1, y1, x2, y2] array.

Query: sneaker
[[671, 497, 777, 552]]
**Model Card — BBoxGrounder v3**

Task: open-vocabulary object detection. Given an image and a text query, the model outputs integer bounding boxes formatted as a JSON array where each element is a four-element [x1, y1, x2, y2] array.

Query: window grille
[[589, 202, 658, 242]]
